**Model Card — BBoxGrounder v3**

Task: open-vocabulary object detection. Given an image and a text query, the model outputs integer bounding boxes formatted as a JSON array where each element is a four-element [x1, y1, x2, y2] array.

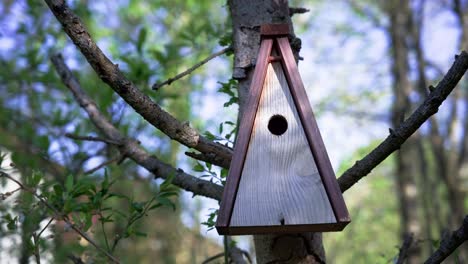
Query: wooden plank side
[[218, 222, 349, 236], [260, 24, 290, 36], [216, 39, 273, 230], [277, 37, 351, 223], [229, 62, 335, 227]]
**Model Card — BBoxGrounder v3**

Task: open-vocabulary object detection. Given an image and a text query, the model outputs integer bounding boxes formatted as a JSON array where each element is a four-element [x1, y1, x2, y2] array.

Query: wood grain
[[216, 39, 274, 229], [229, 62, 335, 227], [277, 37, 350, 223]]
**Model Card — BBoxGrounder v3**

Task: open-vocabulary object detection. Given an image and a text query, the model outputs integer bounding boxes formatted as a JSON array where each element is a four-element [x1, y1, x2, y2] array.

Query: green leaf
[[193, 163, 205, 172], [131, 202, 144, 213], [156, 196, 176, 211], [134, 231, 147, 237], [161, 172, 175, 190], [4, 214, 17, 231], [65, 175, 74, 192], [136, 27, 147, 54], [31, 170, 43, 186]]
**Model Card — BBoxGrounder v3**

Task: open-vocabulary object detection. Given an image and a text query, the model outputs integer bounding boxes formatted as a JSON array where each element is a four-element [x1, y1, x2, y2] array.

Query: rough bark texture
[[424, 215, 468, 264]]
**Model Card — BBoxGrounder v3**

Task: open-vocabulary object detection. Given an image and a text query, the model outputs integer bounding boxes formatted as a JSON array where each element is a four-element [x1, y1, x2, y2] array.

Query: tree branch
[[202, 253, 224, 264], [424, 215, 468, 264], [289, 7, 309, 17], [185, 151, 231, 169], [338, 51, 468, 192], [152, 47, 232, 90], [83, 155, 124, 175], [65, 133, 122, 145], [51, 53, 223, 201], [395, 233, 414, 264], [43, 0, 232, 169]]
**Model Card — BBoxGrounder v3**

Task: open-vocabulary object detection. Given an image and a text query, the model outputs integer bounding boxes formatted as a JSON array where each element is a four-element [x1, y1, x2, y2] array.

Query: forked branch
[[51, 54, 223, 201], [44, 0, 232, 168], [424, 215, 468, 264], [338, 51, 468, 192]]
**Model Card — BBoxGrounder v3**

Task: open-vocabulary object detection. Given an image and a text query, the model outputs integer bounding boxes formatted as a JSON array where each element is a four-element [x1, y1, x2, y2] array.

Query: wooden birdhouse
[[215, 24, 350, 235]]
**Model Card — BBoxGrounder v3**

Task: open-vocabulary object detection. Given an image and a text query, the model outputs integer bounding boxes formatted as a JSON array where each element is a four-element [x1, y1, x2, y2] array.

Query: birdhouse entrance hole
[[268, 114, 288, 135], [215, 24, 350, 235]]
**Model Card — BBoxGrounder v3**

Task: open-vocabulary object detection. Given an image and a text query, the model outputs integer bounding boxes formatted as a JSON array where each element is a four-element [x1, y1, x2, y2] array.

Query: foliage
[[0, 0, 228, 262], [0, 154, 178, 262]]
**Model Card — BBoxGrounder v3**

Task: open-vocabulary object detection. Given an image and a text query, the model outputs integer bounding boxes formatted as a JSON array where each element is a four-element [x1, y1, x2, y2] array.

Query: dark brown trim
[[260, 24, 290, 36], [276, 37, 350, 223], [217, 222, 349, 236], [215, 39, 274, 228], [216, 25, 350, 236]]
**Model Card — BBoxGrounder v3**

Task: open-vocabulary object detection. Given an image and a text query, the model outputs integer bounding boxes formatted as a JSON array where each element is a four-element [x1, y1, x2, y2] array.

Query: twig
[[37, 217, 54, 239], [44, 0, 233, 169], [424, 215, 468, 264], [84, 155, 123, 175], [152, 47, 232, 90], [98, 208, 110, 252], [241, 250, 252, 263], [65, 133, 122, 145], [51, 53, 223, 201], [201, 252, 224, 264], [0, 170, 120, 264], [395, 233, 414, 264], [32, 234, 41, 264], [338, 51, 468, 192], [1, 187, 22, 200], [110, 196, 156, 252], [289, 7, 309, 16]]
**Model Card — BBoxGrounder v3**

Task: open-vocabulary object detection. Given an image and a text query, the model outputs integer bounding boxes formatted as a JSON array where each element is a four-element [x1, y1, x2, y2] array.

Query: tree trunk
[[228, 0, 326, 263], [386, 1, 422, 263]]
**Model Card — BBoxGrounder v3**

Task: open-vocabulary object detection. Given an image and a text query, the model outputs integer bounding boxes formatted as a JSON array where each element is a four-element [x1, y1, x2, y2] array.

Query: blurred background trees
[[0, 0, 466, 263]]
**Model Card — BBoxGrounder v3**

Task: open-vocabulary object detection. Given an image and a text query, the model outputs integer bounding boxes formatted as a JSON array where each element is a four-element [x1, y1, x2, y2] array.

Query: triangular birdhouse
[[216, 24, 350, 235]]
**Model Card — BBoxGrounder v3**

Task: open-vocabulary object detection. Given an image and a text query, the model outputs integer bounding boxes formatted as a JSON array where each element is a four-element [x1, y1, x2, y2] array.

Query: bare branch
[[44, 0, 232, 169], [37, 217, 54, 239], [65, 133, 121, 145], [83, 155, 124, 175], [424, 215, 468, 264], [201, 252, 224, 264], [0, 170, 120, 263], [395, 233, 414, 264], [289, 7, 309, 17], [185, 151, 231, 169], [51, 54, 223, 201], [152, 47, 232, 90], [338, 51, 468, 192]]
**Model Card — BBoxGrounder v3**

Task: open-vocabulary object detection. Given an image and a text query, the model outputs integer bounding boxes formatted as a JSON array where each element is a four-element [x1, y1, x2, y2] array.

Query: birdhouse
[[216, 24, 350, 235]]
